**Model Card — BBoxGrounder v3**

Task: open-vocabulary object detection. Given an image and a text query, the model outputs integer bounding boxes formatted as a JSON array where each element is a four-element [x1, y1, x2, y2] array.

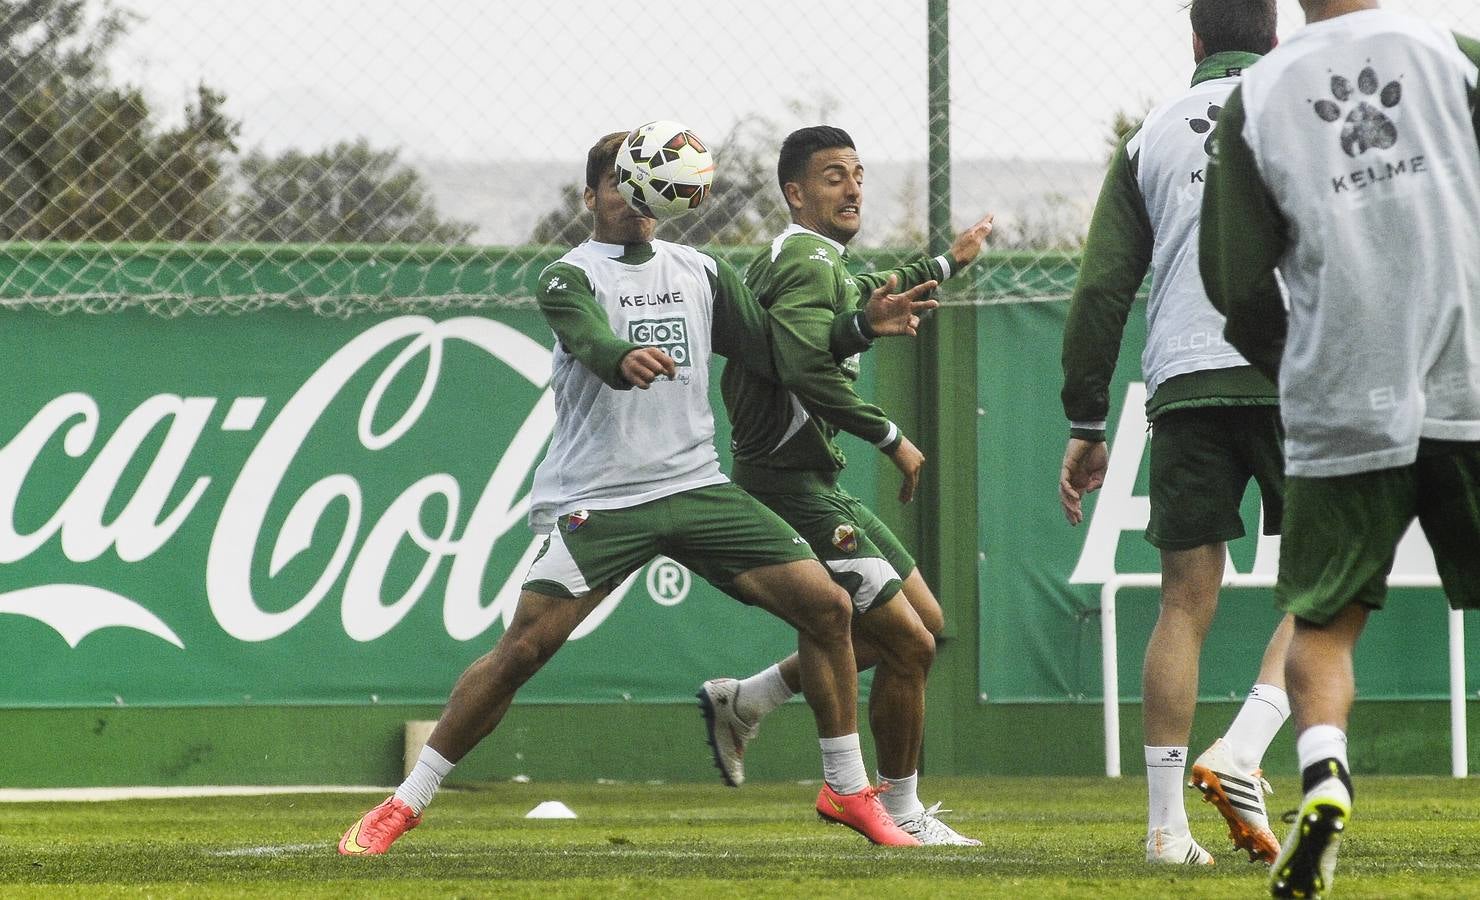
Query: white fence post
[[1451, 607, 1469, 778]]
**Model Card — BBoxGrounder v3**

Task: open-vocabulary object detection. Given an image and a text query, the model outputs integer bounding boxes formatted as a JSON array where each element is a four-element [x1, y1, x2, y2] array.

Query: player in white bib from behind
[[1060, 0, 1293, 866], [1202, 2, 1480, 896]]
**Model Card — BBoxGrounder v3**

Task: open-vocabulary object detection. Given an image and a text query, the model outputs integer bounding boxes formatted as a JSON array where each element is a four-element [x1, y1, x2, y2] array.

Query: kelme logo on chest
[[630, 317, 691, 367]]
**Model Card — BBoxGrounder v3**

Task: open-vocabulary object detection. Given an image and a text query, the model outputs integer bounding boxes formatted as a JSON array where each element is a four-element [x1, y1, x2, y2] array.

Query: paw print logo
[[1186, 104, 1222, 156], [1312, 65, 1402, 157]]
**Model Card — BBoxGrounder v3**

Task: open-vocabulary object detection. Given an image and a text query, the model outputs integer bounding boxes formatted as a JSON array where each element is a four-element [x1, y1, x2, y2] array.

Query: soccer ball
[[615, 121, 715, 218]]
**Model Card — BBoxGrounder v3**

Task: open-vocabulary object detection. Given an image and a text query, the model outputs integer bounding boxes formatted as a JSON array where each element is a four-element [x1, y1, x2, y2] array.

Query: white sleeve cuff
[[874, 421, 901, 449], [934, 254, 953, 281], [1070, 419, 1107, 432]]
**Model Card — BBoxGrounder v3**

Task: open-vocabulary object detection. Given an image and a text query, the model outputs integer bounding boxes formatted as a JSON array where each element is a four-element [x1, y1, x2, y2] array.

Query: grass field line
[[200, 842, 997, 864], [0, 785, 393, 803], [519, 845, 995, 864], [208, 843, 327, 857], [406, 845, 996, 864]]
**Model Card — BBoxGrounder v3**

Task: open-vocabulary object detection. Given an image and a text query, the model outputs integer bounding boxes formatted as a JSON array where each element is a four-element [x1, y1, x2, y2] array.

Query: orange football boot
[[816, 784, 921, 846], [338, 796, 421, 855]]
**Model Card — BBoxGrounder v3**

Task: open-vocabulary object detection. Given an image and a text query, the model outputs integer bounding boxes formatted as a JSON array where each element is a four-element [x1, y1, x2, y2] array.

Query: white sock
[[1223, 683, 1291, 771], [1297, 725, 1350, 775], [1145, 746, 1190, 833], [393, 745, 455, 814], [735, 664, 795, 725], [878, 770, 925, 821], [819, 733, 870, 795]]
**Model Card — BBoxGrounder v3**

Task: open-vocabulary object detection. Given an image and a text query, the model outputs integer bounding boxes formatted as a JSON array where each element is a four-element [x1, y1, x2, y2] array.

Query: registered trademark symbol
[[645, 556, 690, 606]]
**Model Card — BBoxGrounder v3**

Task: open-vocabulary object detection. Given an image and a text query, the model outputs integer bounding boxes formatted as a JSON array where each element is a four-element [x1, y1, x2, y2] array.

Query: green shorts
[[1277, 440, 1480, 624], [1146, 405, 1285, 551], [748, 487, 914, 615], [523, 483, 816, 601]]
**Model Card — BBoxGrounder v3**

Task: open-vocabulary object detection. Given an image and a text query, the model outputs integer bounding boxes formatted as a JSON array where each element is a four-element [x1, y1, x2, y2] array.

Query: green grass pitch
[[4, 776, 1480, 898]]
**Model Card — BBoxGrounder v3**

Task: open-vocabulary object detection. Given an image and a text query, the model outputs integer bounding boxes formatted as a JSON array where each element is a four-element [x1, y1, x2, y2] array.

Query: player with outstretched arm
[[338, 129, 942, 854], [698, 125, 995, 845]]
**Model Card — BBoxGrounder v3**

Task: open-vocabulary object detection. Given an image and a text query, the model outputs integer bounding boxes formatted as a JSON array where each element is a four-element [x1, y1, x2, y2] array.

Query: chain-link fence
[[2, 0, 1477, 314]]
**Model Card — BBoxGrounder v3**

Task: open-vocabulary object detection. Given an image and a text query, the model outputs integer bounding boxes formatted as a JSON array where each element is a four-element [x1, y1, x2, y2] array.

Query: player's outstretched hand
[[1059, 437, 1108, 525], [950, 213, 995, 270], [864, 274, 940, 338], [620, 347, 677, 389], [888, 434, 926, 504]]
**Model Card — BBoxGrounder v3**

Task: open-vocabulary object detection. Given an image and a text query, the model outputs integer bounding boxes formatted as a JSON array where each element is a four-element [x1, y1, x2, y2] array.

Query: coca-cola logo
[[0, 316, 670, 649]]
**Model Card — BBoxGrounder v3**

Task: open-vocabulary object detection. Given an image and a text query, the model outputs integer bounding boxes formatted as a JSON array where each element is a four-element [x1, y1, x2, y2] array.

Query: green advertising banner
[[0, 299, 886, 708], [10, 245, 1469, 715], [976, 299, 1476, 703]]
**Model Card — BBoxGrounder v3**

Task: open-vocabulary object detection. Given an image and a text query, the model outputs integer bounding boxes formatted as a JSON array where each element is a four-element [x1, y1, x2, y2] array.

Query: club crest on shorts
[[566, 510, 590, 532], [832, 523, 858, 554]]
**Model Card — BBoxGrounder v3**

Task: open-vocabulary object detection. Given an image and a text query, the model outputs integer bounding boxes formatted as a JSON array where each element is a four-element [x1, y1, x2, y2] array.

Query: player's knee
[[865, 600, 935, 676], [1156, 583, 1217, 627], [915, 600, 945, 638], [902, 578, 945, 637], [896, 623, 935, 676], [797, 582, 853, 643], [495, 629, 562, 685]]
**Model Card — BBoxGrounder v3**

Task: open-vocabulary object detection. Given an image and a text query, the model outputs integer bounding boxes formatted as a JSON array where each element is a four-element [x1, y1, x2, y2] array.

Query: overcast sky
[[111, 1, 1479, 167]]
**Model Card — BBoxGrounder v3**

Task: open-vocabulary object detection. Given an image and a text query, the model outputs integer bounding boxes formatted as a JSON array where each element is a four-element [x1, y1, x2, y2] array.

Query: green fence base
[[2, 701, 1472, 788]]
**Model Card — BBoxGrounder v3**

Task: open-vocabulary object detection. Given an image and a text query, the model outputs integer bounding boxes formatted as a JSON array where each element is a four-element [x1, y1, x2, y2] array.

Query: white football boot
[[895, 802, 983, 846], [697, 677, 758, 787], [1189, 738, 1281, 863], [1147, 827, 1215, 865]]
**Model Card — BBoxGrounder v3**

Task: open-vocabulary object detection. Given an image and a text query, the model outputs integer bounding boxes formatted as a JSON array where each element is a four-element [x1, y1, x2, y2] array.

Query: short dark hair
[[586, 131, 627, 192], [1189, 0, 1277, 55], [776, 126, 856, 198]]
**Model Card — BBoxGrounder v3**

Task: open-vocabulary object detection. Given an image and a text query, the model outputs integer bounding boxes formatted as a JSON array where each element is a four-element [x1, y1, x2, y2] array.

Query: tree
[[880, 168, 926, 249], [984, 103, 1154, 252], [0, 2, 240, 241], [1104, 104, 1151, 162], [3, 2, 466, 245], [233, 139, 473, 244], [529, 182, 589, 247], [991, 192, 1088, 252], [147, 85, 241, 240]]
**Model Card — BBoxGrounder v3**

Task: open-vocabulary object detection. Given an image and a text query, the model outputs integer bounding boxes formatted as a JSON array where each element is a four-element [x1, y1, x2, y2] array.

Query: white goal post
[[1098, 573, 1466, 779]]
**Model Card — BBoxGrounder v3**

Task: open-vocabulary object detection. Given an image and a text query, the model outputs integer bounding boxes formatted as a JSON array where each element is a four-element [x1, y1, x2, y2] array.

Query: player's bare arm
[[887, 434, 927, 504], [863, 274, 940, 338], [855, 213, 993, 337], [619, 346, 677, 389], [949, 213, 995, 269], [1058, 436, 1108, 526]]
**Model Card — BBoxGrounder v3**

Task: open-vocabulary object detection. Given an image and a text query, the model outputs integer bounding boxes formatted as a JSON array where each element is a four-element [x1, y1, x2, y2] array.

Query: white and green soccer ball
[[615, 121, 715, 218]]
